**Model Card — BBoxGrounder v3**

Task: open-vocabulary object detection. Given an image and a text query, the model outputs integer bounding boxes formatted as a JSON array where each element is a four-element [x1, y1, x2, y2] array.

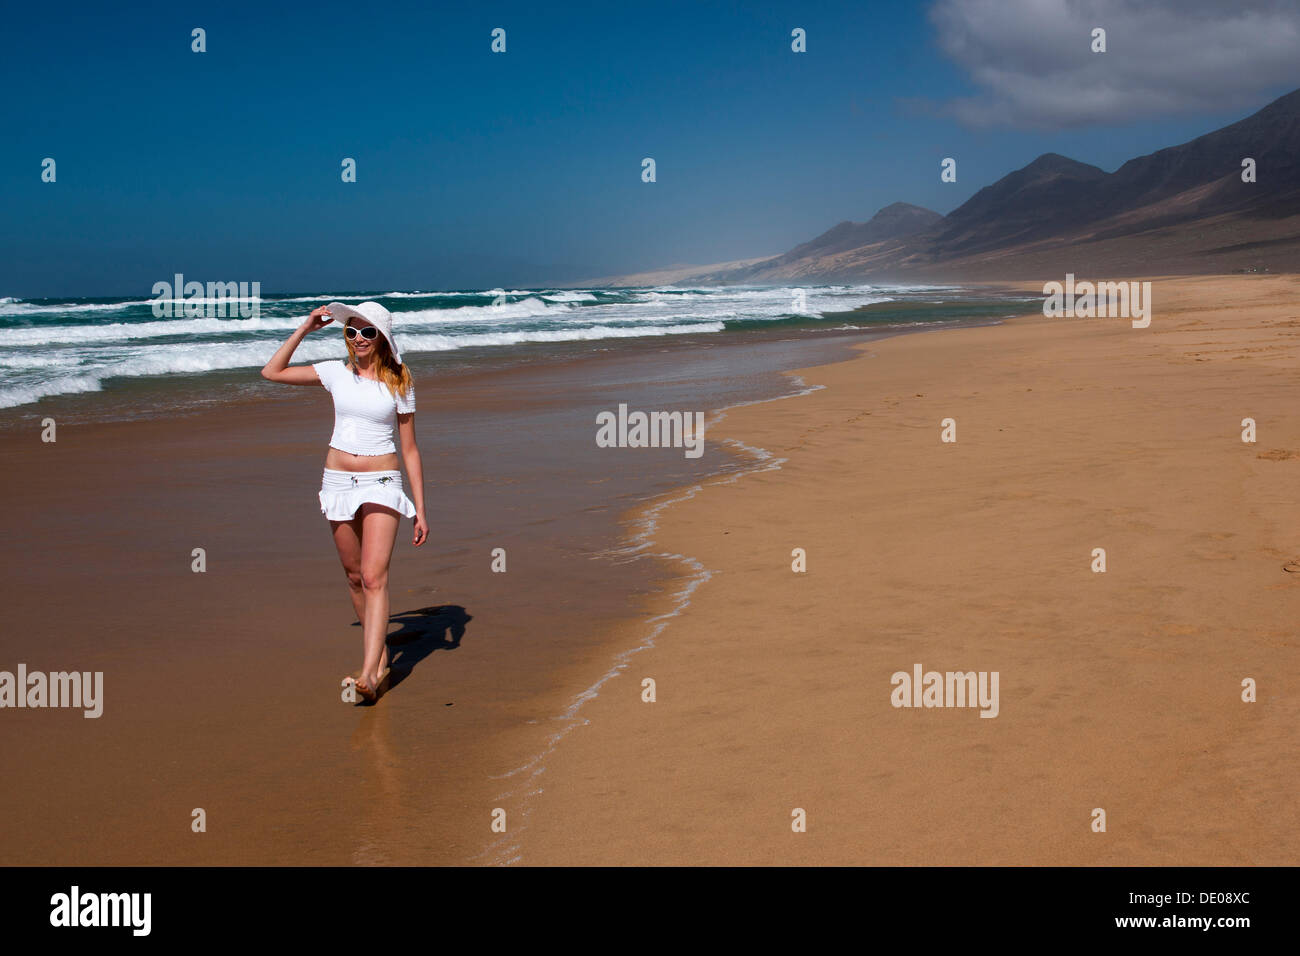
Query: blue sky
[[2, 0, 1296, 296]]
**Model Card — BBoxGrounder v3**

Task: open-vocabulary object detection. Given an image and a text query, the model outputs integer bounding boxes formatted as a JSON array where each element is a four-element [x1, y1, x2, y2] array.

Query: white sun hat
[[327, 300, 403, 364]]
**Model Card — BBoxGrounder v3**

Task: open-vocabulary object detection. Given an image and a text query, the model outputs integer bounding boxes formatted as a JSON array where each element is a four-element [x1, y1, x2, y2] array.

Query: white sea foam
[[0, 314, 285, 345], [277, 291, 454, 302], [0, 284, 975, 409], [540, 291, 597, 302], [472, 373, 827, 866], [0, 322, 728, 408], [0, 300, 152, 315], [397, 322, 724, 352]]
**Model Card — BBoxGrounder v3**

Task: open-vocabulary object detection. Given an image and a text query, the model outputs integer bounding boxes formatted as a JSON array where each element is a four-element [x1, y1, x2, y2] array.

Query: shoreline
[[9, 272, 1293, 865], [473, 368, 831, 864], [0, 318, 940, 865], [0, 284, 1033, 432], [475, 310, 1036, 865], [507, 273, 1300, 865]]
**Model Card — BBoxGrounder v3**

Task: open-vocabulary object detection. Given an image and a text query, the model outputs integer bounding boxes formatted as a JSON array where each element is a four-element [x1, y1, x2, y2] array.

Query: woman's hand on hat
[[303, 306, 335, 333]]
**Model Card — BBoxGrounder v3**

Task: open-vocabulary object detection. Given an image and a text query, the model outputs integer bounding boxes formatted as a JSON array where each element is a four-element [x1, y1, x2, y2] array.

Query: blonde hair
[[344, 329, 413, 402]]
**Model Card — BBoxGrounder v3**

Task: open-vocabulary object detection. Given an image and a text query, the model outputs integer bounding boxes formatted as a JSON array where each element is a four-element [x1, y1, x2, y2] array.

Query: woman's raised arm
[[262, 306, 334, 384]]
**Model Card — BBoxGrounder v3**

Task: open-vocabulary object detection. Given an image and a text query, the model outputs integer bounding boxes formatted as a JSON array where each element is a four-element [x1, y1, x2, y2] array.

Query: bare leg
[[356, 503, 401, 694], [329, 515, 366, 617], [329, 513, 391, 686]]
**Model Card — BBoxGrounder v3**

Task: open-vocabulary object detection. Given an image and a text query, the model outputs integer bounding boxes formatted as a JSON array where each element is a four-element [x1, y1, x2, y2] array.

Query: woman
[[261, 301, 429, 703]]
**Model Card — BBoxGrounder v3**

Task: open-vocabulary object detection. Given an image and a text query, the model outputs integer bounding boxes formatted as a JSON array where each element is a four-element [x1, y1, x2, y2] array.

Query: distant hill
[[570, 254, 781, 288], [579, 88, 1300, 286], [782, 203, 944, 259], [928, 153, 1107, 256]]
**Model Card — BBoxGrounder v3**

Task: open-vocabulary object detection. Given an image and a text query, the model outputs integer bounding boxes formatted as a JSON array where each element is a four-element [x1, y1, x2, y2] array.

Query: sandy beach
[[0, 325, 879, 865], [3, 275, 1297, 867], [509, 273, 1300, 865], [9, 5, 1300, 925]]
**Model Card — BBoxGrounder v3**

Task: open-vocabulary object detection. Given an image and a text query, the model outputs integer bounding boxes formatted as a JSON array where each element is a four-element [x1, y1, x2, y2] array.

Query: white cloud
[[928, 0, 1300, 127]]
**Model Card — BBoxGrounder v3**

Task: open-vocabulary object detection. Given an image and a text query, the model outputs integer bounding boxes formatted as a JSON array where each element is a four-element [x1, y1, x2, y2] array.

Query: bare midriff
[[324, 447, 400, 472]]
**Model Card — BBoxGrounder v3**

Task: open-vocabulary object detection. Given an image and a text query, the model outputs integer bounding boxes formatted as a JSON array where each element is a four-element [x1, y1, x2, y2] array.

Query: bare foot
[[356, 647, 391, 700], [355, 671, 378, 701]]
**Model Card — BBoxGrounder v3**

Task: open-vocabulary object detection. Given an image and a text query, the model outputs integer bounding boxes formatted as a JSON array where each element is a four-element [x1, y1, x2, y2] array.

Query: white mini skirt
[[319, 468, 417, 521]]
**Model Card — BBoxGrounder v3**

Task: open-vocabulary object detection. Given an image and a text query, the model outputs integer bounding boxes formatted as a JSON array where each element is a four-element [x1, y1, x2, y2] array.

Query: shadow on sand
[[351, 604, 472, 703]]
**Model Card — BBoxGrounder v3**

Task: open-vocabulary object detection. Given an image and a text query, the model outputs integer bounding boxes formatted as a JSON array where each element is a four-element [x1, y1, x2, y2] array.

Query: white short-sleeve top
[[313, 359, 415, 456]]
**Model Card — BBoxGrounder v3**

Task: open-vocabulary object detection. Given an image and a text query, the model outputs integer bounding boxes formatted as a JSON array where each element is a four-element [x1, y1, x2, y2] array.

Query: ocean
[[0, 284, 1037, 419], [0, 279, 1040, 864]]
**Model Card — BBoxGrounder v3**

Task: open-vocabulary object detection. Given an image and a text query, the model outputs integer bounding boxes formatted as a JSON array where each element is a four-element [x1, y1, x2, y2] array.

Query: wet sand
[[0, 326, 890, 865], [8, 275, 1296, 867], [510, 274, 1300, 865]]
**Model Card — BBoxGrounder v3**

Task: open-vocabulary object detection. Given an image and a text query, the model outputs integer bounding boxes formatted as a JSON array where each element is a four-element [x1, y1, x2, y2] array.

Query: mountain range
[[579, 88, 1300, 285]]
